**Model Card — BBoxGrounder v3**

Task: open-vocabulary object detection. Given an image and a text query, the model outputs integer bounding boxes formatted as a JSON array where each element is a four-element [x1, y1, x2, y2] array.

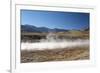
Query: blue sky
[[21, 10, 89, 30]]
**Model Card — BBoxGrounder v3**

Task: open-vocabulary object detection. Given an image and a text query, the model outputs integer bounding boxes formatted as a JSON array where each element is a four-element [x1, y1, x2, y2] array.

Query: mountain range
[[21, 24, 69, 32], [21, 24, 89, 32]]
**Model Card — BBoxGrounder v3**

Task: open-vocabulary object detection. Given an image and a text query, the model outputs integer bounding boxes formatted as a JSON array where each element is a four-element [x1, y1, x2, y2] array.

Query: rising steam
[[21, 33, 89, 50]]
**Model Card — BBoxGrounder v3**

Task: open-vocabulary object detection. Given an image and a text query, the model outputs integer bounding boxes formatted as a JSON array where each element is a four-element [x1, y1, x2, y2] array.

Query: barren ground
[[21, 46, 89, 63]]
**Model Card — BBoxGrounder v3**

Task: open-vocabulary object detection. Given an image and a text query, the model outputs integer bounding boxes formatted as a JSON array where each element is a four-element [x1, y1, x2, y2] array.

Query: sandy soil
[[21, 46, 89, 63]]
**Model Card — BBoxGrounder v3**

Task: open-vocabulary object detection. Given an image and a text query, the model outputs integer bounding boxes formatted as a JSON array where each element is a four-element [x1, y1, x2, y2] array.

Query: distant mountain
[[84, 27, 89, 31], [21, 25, 41, 32], [21, 24, 68, 32]]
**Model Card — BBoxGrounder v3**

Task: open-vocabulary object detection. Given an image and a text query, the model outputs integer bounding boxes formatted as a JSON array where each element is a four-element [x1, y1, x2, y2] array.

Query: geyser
[[21, 33, 89, 50], [21, 40, 89, 50]]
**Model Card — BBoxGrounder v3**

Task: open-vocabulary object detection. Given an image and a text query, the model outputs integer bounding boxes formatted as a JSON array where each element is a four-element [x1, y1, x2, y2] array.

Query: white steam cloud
[[21, 33, 89, 50]]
